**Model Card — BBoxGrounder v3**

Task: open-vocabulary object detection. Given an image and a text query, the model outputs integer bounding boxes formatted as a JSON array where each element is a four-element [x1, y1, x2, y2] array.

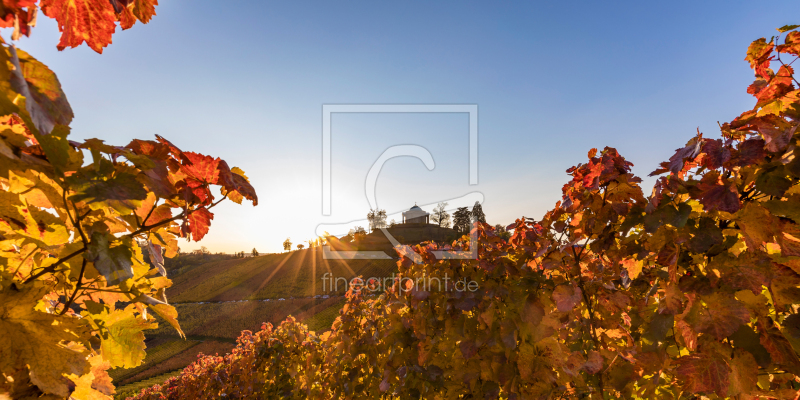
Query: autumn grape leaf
[[69, 354, 115, 399], [146, 240, 166, 276], [675, 351, 731, 397], [759, 319, 800, 374], [784, 313, 800, 339], [182, 151, 220, 185], [763, 199, 800, 224], [7, 47, 73, 134], [69, 172, 148, 214], [685, 293, 751, 340], [34, 125, 83, 175], [85, 233, 134, 286], [737, 202, 781, 250], [218, 161, 258, 205], [131, 293, 184, 338], [552, 284, 582, 312], [620, 258, 643, 280], [0, 281, 90, 397], [778, 31, 800, 55], [745, 38, 774, 79], [727, 349, 759, 397], [729, 324, 772, 368], [668, 137, 703, 173], [131, 0, 157, 24], [40, 0, 118, 53], [697, 172, 740, 213], [700, 139, 731, 170], [185, 206, 213, 241], [88, 304, 156, 369]]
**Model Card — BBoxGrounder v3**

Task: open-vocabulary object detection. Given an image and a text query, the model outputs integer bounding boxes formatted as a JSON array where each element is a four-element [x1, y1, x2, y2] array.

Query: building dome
[[402, 204, 429, 224]]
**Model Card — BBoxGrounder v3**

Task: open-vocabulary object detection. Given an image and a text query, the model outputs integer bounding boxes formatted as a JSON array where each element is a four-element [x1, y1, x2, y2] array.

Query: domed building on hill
[[333, 204, 459, 257], [401, 204, 429, 225]]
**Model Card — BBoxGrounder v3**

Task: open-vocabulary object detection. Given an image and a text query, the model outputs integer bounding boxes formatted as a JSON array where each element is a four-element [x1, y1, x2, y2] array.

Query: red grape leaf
[[737, 202, 781, 250], [745, 38, 774, 79], [668, 137, 703, 174], [675, 352, 730, 397], [552, 284, 582, 312], [759, 320, 800, 374], [131, 0, 157, 23], [735, 139, 766, 166], [186, 206, 213, 241], [728, 349, 758, 397], [697, 172, 740, 213], [686, 293, 750, 340], [40, 0, 117, 53], [777, 31, 800, 55], [700, 139, 730, 170], [182, 152, 220, 185]]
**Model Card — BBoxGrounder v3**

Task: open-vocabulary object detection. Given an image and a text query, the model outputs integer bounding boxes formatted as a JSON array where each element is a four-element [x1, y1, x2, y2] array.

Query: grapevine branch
[[59, 258, 86, 315], [25, 195, 227, 284]]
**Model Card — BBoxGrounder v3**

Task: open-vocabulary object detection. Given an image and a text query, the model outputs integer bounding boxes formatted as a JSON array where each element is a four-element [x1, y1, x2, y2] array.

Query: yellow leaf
[[621, 258, 644, 280], [0, 280, 89, 397]]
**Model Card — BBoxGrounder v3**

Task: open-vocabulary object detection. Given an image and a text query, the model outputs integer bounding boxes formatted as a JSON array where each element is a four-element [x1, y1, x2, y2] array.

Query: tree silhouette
[[283, 238, 292, 251], [431, 202, 451, 228], [351, 226, 367, 242], [471, 201, 486, 224], [453, 207, 471, 233], [367, 209, 387, 232]]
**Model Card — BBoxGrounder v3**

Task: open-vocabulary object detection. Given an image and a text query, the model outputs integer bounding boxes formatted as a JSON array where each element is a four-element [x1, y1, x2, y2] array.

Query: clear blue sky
[[11, 1, 800, 253]]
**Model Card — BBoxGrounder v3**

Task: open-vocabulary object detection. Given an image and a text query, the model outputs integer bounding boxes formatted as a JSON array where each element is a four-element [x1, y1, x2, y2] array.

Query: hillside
[[111, 246, 398, 398], [168, 246, 398, 302], [112, 228, 464, 397]]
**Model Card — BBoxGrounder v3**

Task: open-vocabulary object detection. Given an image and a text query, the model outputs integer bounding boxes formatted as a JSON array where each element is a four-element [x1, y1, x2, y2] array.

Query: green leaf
[[778, 25, 800, 33]]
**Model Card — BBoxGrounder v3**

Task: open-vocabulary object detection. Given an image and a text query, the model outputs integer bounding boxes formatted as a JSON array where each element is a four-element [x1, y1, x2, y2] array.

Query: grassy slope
[[169, 246, 397, 302]]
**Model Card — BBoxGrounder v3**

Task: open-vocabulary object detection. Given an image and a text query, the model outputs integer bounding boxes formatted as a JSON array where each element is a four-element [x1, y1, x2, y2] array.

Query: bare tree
[[367, 209, 388, 232], [431, 202, 451, 228]]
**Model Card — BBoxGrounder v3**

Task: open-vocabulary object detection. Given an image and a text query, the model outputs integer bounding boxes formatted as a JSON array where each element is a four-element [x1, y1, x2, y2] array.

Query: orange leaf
[[182, 152, 220, 185], [186, 206, 213, 241], [40, 0, 117, 53]]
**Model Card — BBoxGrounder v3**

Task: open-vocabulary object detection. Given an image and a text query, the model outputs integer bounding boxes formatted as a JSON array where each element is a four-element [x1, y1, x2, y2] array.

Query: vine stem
[[59, 258, 86, 315], [25, 195, 228, 284]]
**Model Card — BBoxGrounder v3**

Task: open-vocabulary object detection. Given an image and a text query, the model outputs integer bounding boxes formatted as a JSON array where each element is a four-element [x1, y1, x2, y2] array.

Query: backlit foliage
[[132, 25, 800, 399], [0, 3, 258, 399]]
